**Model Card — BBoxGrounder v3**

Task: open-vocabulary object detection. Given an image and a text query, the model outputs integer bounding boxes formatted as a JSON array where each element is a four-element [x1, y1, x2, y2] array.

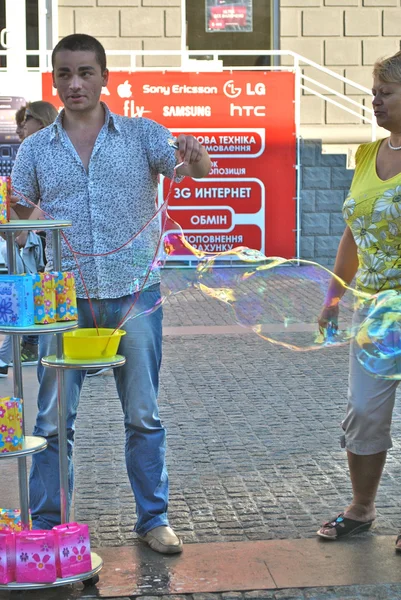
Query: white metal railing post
[[294, 55, 301, 260], [5, 0, 27, 72], [272, 0, 280, 68], [38, 0, 47, 72], [181, 0, 186, 57], [50, 0, 58, 52]]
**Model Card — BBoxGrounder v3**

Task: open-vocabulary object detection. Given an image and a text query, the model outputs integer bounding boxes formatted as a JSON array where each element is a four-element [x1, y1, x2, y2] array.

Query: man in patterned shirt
[[11, 33, 211, 554]]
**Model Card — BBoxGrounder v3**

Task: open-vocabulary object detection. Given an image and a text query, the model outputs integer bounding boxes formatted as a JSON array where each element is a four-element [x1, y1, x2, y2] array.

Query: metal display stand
[[0, 220, 126, 591]]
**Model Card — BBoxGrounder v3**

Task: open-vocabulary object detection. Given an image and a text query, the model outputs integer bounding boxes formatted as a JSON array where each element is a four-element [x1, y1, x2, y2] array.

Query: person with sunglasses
[[0, 101, 58, 375]]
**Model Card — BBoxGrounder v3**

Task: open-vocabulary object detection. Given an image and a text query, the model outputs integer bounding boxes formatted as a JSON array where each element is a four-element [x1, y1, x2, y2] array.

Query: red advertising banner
[[42, 71, 296, 259]]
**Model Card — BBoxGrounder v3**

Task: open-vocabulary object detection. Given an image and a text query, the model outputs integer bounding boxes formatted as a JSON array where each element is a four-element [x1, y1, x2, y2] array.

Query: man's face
[[52, 49, 108, 113]]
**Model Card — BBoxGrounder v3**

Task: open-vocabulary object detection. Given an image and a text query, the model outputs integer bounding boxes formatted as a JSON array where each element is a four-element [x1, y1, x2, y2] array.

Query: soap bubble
[[355, 290, 401, 379], [195, 253, 365, 351]]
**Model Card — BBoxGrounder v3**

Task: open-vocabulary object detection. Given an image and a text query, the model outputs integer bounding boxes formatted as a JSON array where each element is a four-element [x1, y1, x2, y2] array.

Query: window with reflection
[[186, 0, 272, 67]]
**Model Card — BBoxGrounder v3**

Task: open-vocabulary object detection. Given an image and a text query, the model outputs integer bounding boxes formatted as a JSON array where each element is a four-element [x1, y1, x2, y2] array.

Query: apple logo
[[117, 80, 132, 99]]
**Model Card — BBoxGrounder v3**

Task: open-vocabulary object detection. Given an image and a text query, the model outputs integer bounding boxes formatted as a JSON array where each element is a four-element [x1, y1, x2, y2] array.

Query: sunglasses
[[23, 113, 42, 127]]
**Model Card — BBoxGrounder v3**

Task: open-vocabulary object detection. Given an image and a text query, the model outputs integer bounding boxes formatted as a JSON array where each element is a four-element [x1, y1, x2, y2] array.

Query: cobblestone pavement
[[7, 585, 401, 600], [28, 269, 401, 599]]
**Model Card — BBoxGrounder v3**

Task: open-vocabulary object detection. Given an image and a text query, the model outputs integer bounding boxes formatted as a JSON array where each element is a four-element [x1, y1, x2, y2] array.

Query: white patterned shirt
[[12, 104, 178, 298]]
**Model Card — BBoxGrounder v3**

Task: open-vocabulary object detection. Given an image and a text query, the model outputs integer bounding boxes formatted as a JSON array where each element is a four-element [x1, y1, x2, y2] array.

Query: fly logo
[[123, 100, 152, 118]]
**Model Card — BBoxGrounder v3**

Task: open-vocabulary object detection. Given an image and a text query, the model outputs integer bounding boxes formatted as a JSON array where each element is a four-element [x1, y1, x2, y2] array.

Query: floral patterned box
[[32, 273, 56, 324], [53, 272, 78, 322], [0, 275, 35, 327], [53, 522, 91, 578], [0, 397, 23, 453], [0, 177, 10, 224], [15, 530, 57, 583], [0, 529, 15, 584], [0, 509, 32, 532]]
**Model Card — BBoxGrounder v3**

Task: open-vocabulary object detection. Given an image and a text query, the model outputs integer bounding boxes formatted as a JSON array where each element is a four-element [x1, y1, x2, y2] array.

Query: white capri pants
[[342, 305, 400, 455]]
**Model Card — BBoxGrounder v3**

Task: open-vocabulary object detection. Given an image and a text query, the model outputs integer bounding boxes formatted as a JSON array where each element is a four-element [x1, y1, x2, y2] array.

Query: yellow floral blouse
[[343, 139, 401, 294]]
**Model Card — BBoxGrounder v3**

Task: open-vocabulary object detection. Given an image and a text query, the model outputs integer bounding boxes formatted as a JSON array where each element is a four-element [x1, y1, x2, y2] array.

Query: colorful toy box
[[53, 272, 78, 322], [0, 177, 10, 225], [53, 522, 92, 578], [0, 509, 31, 532], [0, 529, 15, 584], [15, 530, 57, 583], [0, 275, 35, 327], [32, 273, 56, 325], [0, 397, 23, 453]]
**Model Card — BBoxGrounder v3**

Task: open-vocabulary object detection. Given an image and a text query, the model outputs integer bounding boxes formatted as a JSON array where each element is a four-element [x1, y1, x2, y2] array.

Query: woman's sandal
[[395, 534, 401, 553], [317, 512, 374, 540]]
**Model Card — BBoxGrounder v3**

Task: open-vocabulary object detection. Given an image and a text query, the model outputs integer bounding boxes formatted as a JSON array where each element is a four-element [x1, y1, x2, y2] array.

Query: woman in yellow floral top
[[317, 50, 401, 548]]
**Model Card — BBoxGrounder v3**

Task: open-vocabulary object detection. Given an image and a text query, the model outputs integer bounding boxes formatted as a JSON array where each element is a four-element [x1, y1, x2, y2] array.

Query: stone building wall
[[58, 0, 182, 68], [281, 0, 401, 126], [58, 1, 401, 126], [300, 141, 352, 266]]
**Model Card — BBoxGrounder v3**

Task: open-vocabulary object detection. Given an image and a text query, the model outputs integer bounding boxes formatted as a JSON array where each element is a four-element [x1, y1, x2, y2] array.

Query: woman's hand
[[318, 302, 339, 335]]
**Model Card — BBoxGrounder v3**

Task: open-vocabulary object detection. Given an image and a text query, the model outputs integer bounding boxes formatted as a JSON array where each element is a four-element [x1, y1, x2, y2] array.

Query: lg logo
[[223, 80, 266, 98], [223, 80, 242, 98]]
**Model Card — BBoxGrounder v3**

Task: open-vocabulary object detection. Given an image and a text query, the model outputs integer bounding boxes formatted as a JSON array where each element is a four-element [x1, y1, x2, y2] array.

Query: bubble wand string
[[105, 163, 183, 342], [10, 187, 100, 334], [11, 161, 182, 337], [11, 178, 379, 355]]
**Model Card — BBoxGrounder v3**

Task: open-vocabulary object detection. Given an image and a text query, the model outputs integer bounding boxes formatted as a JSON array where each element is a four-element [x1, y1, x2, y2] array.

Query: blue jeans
[[29, 285, 168, 536]]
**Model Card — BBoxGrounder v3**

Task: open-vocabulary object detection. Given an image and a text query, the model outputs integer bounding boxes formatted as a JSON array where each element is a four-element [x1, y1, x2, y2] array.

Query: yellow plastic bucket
[[63, 328, 126, 360]]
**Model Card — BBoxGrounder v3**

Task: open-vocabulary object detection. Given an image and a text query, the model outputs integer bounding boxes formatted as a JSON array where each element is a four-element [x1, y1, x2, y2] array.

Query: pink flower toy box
[[0, 529, 15, 584], [15, 530, 57, 583], [53, 522, 92, 578]]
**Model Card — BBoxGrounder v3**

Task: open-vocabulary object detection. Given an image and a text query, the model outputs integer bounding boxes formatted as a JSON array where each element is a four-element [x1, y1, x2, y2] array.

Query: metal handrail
[[301, 85, 373, 124], [301, 74, 373, 115], [0, 48, 373, 89], [0, 47, 375, 142], [293, 53, 371, 95]]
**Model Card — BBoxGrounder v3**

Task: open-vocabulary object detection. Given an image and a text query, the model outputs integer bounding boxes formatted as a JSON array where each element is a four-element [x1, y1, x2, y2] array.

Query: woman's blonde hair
[[373, 51, 401, 83], [25, 101, 58, 128]]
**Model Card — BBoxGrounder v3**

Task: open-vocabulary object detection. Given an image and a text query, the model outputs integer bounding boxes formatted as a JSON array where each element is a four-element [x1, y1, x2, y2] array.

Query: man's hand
[[9, 200, 35, 221], [176, 134, 203, 166], [175, 134, 211, 179], [10, 194, 21, 210]]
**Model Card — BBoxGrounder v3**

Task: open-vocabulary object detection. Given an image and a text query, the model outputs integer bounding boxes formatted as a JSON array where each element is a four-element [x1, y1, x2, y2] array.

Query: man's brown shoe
[[138, 526, 183, 554]]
